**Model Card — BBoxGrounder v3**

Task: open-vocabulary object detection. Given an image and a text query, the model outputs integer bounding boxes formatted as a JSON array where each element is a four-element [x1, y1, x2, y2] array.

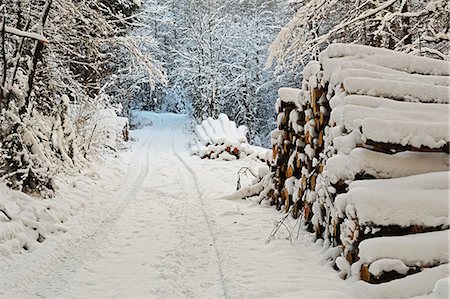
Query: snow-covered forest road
[[1, 113, 354, 299]]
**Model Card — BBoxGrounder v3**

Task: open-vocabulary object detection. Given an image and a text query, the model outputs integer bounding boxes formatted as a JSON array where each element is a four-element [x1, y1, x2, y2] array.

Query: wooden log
[[303, 202, 310, 220], [332, 220, 341, 246], [361, 263, 422, 284], [319, 111, 324, 126], [359, 224, 449, 240], [310, 175, 316, 191], [318, 131, 324, 148], [346, 250, 355, 264], [296, 154, 301, 168], [286, 165, 294, 178], [281, 188, 288, 205], [360, 264, 371, 282], [280, 101, 297, 110], [264, 50, 450, 286], [292, 201, 302, 219], [314, 117, 320, 128], [362, 140, 449, 154], [311, 89, 320, 115], [318, 163, 324, 173], [122, 123, 129, 141], [285, 194, 293, 213], [301, 174, 307, 189], [272, 145, 277, 160], [232, 147, 240, 158]]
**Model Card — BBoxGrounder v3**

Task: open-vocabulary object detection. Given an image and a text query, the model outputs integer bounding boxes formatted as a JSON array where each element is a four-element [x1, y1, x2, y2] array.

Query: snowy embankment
[[0, 112, 355, 298], [0, 164, 124, 271], [0, 107, 128, 273]]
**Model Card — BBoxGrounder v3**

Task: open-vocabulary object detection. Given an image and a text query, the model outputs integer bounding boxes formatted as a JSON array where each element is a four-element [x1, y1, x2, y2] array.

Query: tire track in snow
[[25, 129, 158, 298], [171, 125, 229, 299], [2, 114, 228, 298]]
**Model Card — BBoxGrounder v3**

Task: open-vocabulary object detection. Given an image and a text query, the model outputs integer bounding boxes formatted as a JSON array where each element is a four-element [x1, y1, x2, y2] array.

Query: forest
[[0, 0, 449, 298], [1, 0, 449, 193]]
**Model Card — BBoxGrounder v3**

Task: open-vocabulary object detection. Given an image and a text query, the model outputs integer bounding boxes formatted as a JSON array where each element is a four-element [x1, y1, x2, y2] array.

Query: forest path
[[40, 113, 227, 298], [1, 112, 354, 299]]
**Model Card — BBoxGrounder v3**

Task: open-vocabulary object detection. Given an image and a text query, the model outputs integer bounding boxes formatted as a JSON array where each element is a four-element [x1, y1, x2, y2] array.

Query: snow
[[353, 264, 449, 299], [368, 259, 409, 277], [325, 148, 449, 183], [278, 87, 303, 107], [343, 77, 450, 104], [410, 278, 450, 299], [348, 171, 450, 190], [357, 230, 449, 267], [331, 95, 449, 114], [329, 68, 450, 87], [95, 108, 129, 149], [195, 124, 212, 145], [335, 187, 449, 227], [192, 113, 258, 160], [432, 278, 450, 299], [303, 61, 321, 84], [331, 102, 448, 132], [0, 112, 355, 298], [131, 0, 142, 7], [202, 118, 225, 145], [323, 59, 405, 82], [361, 118, 449, 148], [218, 114, 239, 145], [319, 43, 450, 76]]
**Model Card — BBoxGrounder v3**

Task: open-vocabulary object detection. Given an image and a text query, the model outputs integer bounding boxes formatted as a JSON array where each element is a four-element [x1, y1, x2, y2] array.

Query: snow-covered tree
[[147, 0, 294, 145], [171, 0, 227, 119], [268, 0, 450, 72], [0, 0, 164, 195], [217, 0, 292, 145]]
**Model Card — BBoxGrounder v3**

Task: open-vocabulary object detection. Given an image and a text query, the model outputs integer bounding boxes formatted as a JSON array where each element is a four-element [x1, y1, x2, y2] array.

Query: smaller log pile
[[262, 44, 450, 289], [192, 113, 268, 161]]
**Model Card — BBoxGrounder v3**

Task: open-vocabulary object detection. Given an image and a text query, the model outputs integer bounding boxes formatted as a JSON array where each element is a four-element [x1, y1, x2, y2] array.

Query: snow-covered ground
[[1, 112, 367, 298]]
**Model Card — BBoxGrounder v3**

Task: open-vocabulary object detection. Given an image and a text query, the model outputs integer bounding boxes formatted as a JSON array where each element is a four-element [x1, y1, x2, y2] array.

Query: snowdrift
[[95, 108, 129, 146], [242, 43, 450, 297], [191, 114, 269, 161]]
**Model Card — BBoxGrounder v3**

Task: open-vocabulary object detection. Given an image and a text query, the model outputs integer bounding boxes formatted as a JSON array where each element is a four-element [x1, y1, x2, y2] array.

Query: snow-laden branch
[[268, 0, 450, 72], [305, 0, 397, 48], [4, 25, 49, 43]]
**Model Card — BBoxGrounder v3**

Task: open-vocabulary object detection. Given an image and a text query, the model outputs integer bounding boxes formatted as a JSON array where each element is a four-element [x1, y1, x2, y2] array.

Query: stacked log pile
[[267, 44, 450, 287], [192, 113, 269, 161]]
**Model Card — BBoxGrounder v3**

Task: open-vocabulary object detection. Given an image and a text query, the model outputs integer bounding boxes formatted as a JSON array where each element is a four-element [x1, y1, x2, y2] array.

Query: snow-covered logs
[[267, 44, 450, 285], [192, 114, 263, 160]]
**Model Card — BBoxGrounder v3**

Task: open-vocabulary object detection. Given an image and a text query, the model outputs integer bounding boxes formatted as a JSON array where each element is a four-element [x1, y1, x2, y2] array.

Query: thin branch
[[1, 16, 7, 103], [4, 25, 49, 43], [24, 0, 52, 107], [0, 208, 12, 221]]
